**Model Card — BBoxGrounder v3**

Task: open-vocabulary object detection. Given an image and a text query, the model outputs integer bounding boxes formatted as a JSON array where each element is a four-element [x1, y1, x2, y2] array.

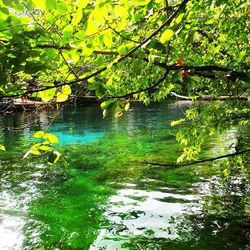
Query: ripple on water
[[90, 184, 202, 249], [0, 163, 50, 249]]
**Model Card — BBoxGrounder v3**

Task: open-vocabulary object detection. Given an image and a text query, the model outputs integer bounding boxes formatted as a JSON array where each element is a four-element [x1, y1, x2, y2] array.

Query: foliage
[[0, 0, 249, 172], [23, 130, 61, 165]]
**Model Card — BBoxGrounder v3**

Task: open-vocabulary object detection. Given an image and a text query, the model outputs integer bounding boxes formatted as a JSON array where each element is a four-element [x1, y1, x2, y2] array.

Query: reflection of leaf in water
[[145, 229, 155, 237], [125, 195, 147, 202]]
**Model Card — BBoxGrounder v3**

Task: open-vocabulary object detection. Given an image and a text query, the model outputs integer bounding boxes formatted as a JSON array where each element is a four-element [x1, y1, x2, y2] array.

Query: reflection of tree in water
[[0, 110, 61, 151], [187, 176, 250, 249], [116, 177, 249, 249], [0, 113, 25, 149]]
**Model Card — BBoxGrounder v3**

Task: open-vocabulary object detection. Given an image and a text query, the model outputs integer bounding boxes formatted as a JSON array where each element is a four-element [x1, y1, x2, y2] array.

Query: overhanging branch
[[109, 69, 170, 99], [170, 92, 248, 100], [140, 149, 250, 168]]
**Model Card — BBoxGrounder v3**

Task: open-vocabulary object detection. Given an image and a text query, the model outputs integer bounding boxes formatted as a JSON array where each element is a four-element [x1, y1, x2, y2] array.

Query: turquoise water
[[0, 101, 249, 249]]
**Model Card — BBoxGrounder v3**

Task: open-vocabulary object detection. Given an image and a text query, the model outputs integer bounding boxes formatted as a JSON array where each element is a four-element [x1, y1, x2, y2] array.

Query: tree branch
[[109, 70, 170, 99], [170, 92, 248, 100], [36, 44, 119, 55], [140, 149, 250, 168], [35, 43, 248, 80], [106, 21, 140, 44], [115, 0, 189, 63]]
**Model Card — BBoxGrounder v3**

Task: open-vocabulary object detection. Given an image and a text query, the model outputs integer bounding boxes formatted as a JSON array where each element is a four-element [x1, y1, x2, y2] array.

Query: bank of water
[[0, 101, 249, 249]]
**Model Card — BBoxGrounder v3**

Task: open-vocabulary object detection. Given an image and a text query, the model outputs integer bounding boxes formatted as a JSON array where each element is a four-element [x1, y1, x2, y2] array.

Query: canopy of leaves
[[0, 0, 249, 170]]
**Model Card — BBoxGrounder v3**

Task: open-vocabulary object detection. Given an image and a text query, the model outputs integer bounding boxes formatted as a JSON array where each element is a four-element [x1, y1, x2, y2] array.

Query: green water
[[0, 101, 249, 249]]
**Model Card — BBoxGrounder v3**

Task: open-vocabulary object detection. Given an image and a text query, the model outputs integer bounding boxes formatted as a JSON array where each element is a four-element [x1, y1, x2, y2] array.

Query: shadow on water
[[0, 101, 249, 249]]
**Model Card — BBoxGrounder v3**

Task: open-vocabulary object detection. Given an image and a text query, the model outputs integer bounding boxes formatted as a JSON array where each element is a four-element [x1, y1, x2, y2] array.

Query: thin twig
[[140, 149, 250, 168], [109, 70, 170, 99], [106, 21, 140, 44], [115, 0, 189, 63]]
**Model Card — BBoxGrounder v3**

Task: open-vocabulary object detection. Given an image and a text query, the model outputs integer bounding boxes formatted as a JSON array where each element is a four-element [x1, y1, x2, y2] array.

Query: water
[[0, 101, 249, 249]]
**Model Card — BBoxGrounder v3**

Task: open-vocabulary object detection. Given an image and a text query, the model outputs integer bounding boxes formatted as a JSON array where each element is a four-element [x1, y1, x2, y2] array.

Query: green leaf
[[0, 145, 6, 151], [77, 0, 89, 9], [118, 45, 129, 55], [56, 92, 69, 102], [62, 25, 73, 39], [2, 0, 19, 7], [37, 83, 56, 102], [34, 131, 45, 138], [100, 100, 115, 110], [31, 150, 41, 155], [56, 2, 68, 13], [124, 102, 130, 111], [24, 62, 44, 74], [160, 29, 174, 43], [135, 0, 151, 6], [150, 39, 166, 53], [45, 0, 57, 10], [170, 118, 186, 127], [38, 145, 51, 151], [72, 9, 83, 26], [62, 85, 71, 95], [175, 13, 184, 24], [82, 47, 93, 56], [103, 34, 113, 48], [132, 13, 142, 22], [115, 111, 123, 118], [43, 133, 59, 143]]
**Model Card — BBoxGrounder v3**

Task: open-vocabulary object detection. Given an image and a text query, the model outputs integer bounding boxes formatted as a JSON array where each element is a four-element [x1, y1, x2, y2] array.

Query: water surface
[[0, 101, 249, 249]]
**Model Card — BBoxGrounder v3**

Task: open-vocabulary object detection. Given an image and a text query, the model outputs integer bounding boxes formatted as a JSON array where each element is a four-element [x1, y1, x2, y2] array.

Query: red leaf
[[176, 57, 183, 66]]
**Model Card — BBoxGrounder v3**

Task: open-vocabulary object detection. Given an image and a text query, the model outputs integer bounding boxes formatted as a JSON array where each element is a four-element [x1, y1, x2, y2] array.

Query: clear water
[[0, 101, 249, 250]]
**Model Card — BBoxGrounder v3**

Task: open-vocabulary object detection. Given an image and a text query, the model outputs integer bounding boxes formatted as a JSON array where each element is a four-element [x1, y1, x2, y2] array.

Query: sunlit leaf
[[103, 34, 113, 48], [31, 143, 41, 150], [115, 111, 123, 118], [100, 100, 115, 110], [62, 25, 73, 39], [34, 131, 45, 138], [56, 92, 68, 102], [118, 45, 128, 55], [0, 145, 6, 151], [170, 119, 186, 127], [160, 29, 174, 43], [31, 150, 41, 155], [43, 133, 59, 143], [32, 0, 46, 10], [38, 145, 51, 151], [135, 0, 151, 6], [175, 13, 184, 24], [37, 83, 56, 103], [77, 0, 89, 9], [85, 17, 99, 36], [72, 9, 83, 26], [82, 47, 93, 56], [124, 102, 130, 111], [62, 85, 72, 95], [56, 2, 68, 13], [45, 0, 56, 10]]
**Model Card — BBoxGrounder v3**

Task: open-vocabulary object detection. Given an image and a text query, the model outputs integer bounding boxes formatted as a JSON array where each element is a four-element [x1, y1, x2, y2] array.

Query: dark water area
[[0, 101, 249, 249]]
